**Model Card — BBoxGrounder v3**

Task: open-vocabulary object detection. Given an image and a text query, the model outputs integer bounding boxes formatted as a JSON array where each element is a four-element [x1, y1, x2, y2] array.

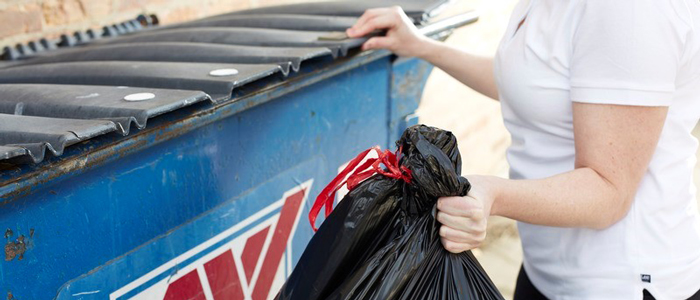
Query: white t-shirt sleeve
[[570, 0, 687, 107]]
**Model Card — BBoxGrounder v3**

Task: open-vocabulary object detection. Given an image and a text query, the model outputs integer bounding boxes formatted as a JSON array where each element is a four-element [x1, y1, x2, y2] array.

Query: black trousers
[[513, 266, 700, 300]]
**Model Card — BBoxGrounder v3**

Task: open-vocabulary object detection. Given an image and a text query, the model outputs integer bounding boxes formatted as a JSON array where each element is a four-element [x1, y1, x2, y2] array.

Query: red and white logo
[[110, 180, 312, 300]]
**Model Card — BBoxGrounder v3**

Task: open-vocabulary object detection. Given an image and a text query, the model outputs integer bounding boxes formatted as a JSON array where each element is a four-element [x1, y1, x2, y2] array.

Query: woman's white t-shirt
[[494, 0, 700, 299]]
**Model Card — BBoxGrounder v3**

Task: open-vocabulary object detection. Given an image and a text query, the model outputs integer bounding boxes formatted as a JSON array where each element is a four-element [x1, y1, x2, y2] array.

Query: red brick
[[42, 0, 87, 26], [202, 0, 252, 17], [0, 4, 43, 40], [115, 0, 169, 13], [80, 0, 111, 18], [158, 6, 203, 25]]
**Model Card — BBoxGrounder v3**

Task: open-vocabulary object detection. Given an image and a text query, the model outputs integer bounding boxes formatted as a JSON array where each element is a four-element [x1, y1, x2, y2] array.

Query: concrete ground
[[418, 0, 700, 299]]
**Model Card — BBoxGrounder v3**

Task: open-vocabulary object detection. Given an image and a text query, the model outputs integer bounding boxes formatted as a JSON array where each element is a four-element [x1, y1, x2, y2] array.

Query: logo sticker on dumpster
[[110, 180, 312, 300]]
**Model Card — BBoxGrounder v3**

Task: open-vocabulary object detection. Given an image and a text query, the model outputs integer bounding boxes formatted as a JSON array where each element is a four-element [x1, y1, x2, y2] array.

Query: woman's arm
[[436, 103, 668, 253], [346, 7, 500, 100]]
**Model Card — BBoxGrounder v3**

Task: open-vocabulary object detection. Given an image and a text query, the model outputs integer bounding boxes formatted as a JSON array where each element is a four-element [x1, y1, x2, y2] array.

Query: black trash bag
[[276, 125, 504, 300]]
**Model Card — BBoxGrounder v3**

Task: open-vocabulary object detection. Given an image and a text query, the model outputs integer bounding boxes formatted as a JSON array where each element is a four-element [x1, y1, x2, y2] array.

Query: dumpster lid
[[0, 146, 27, 161], [0, 84, 210, 135], [0, 61, 281, 102], [9, 43, 330, 74], [0, 113, 117, 163], [210, 0, 449, 23], [164, 14, 359, 32], [93, 27, 366, 57], [0, 0, 460, 165]]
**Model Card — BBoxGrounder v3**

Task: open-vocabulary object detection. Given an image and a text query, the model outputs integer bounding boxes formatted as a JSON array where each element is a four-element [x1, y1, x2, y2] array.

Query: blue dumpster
[[0, 2, 477, 299]]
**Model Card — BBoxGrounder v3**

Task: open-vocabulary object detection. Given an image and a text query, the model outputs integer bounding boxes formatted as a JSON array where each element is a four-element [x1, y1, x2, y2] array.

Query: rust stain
[[1, 138, 150, 204], [7, 291, 13, 300], [395, 62, 431, 99], [5, 235, 26, 261], [0, 185, 32, 204], [152, 122, 197, 144]]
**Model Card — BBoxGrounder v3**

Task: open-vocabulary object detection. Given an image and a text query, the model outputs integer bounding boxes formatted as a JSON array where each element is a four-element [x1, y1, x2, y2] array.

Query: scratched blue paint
[[56, 157, 323, 299], [0, 56, 429, 299], [388, 57, 434, 144]]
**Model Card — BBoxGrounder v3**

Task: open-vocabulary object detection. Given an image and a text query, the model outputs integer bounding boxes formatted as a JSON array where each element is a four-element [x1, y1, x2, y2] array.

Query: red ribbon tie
[[309, 146, 412, 231]]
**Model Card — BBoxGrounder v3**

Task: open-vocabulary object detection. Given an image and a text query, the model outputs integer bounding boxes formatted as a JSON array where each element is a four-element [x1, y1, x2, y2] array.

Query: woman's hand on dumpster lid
[[348, 7, 500, 100], [346, 6, 430, 57], [437, 175, 496, 253]]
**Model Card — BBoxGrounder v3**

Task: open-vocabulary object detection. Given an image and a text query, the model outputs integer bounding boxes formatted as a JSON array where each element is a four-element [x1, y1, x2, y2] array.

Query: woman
[[346, 1, 700, 299]]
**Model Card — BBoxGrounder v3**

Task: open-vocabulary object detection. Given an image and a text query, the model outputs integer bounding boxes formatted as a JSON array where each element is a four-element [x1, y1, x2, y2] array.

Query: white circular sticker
[[209, 68, 239, 77], [123, 92, 155, 101]]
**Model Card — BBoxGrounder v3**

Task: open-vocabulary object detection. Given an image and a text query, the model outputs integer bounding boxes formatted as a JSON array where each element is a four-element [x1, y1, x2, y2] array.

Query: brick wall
[[0, 0, 312, 47]]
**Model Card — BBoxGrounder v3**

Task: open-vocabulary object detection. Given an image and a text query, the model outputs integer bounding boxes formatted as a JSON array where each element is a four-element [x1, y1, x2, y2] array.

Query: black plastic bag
[[276, 125, 504, 300]]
